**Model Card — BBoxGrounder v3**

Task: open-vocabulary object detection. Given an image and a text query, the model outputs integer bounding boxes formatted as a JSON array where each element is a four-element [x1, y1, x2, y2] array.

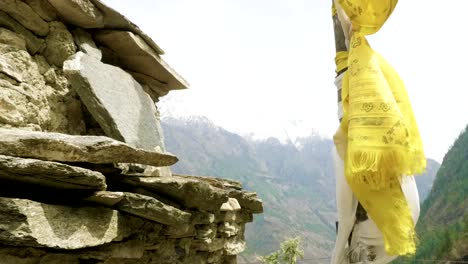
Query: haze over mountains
[[162, 116, 441, 261]]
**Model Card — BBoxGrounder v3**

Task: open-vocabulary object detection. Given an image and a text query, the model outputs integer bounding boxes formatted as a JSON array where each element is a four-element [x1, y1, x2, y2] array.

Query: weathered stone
[[218, 222, 241, 238], [0, 128, 178, 166], [215, 210, 253, 223], [114, 192, 191, 226], [119, 175, 229, 212], [220, 198, 241, 212], [0, 45, 70, 131], [224, 236, 246, 255], [0, 0, 49, 36], [192, 238, 226, 252], [23, 0, 57, 22], [64, 52, 170, 153], [0, 154, 106, 189], [44, 21, 76, 67], [191, 212, 215, 225], [94, 30, 188, 91], [84, 191, 124, 206], [72, 27, 102, 60], [0, 197, 135, 249], [174, 173, 243, 190], [47, 0, 104, 28], [196, 224, 217, 241], [229, 190, 263, 214], [39, 254, 79, 264], [163, 224, 195, 239], [0, 11, 44, 54], [0, 28, 26, 50], [129, 71, 169, 102], [88, 0, 164, 55]]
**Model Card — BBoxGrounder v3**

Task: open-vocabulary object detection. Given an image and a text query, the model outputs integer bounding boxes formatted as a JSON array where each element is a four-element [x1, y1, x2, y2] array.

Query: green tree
[[259, 237, 304, 264]]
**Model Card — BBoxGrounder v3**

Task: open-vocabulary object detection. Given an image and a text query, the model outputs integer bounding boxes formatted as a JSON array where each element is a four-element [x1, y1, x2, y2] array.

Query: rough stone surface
[[220, 198, 241, 212], [114, 192, 192, 226], [64, 52, 168, 152], [23, 0, 58, 22], [94, 30, 188, 90], [72, 27, 101, 60], [129, 71, 169, 102], [43, 21, 77, 67], [229, 190, 264, 214], [0, 44, 70, 131], [0, 154, 106, 189], [0, 11, 44, 54], [224, 237, 246, 256], [0, 197, 135, 249], [84, 191, 124, 206], [0, 0, 49, 36], [119, 175, 229, 212], [0, 128, 178, 166], [0, 28, 26, 51], [88, 0, 164, 55], [47, 0, 104, 28]]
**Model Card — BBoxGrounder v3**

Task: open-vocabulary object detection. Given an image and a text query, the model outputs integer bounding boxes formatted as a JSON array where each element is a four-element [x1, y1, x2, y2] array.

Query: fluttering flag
[[333, 0, 426, 255]]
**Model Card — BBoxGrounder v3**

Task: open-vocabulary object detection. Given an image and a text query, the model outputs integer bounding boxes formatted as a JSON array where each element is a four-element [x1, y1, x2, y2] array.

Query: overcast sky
[[102, 0, 468, 162]]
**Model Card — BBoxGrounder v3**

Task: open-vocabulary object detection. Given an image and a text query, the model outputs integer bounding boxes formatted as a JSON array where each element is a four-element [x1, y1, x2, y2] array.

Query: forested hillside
[[396, 125, 468, 262]]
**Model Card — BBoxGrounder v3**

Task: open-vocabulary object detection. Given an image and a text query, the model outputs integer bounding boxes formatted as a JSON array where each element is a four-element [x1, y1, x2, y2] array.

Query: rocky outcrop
[[0, 0, 262, 263]]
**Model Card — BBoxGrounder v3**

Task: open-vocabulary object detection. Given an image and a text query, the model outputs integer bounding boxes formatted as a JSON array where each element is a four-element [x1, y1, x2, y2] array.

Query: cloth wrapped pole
[[333, 0, 426, 255]]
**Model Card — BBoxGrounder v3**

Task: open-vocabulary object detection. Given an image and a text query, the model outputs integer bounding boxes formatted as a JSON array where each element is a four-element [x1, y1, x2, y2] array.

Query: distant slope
[[161, 116, 441, 261], [415, 159, 440, 202], [397, 125, 468, 262], [162, 117, 336, 260]]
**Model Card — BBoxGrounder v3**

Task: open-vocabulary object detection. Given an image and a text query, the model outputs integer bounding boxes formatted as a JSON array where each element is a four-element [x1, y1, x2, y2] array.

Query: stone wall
[[0, 1, 263, 263]]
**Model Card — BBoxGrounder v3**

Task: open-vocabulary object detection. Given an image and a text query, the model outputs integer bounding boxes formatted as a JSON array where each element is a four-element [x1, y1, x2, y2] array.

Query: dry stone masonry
[[0, 1, 263, 263]]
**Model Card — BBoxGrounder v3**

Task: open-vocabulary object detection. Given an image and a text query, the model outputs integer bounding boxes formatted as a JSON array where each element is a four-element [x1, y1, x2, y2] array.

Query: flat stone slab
[[0, 154, 106, 190], [0, 197, 135, 249], [114, 192, 191, 226], [0, 0, 49, 36], [0, 11, 44, 54], [64, 52, 168, 153], [84, 191, 124, 206], [228, 190, 263, 214], [0, 128, 178, 167], [94, 30, 188, 91], [120, 175, 229, 212], [47, 0, 104, 28]]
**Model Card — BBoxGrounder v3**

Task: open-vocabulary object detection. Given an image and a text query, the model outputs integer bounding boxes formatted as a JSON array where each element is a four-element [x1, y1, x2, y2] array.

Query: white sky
[[102, 0, 468, 162]]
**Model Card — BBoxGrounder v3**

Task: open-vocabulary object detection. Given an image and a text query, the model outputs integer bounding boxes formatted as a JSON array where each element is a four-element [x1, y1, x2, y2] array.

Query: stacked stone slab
[[0, 1, 263, 263]]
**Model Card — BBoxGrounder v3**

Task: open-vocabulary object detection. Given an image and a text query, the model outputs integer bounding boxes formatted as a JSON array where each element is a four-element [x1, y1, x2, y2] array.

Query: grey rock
[[163, 224, 195, 239], [224, 237, 246, 256], [0, 28, 26, 51], [94, 30, 188, 91], [88, 0, 164, 55], [23, 0, 57, 22], [120, 175, 229, 212], [216, 210, 253, 224], [196, 224, 217, 241], [218, 222, 241, 238], [0, 0, 49, 36], [220, 198, 241, 212], [114, 192, 191, 226], [0, 128, 178, 167], [84, 191, 124, 206], [64, 52, 168, 152], [0, 154, 106, 189], [192, 238, 226, 252], [39, 255, 79, 264], [44, 21, 76, 67], [0, 197, 135, 249], [47, 0, 104, 28], [72, 27, 102, 60], [129, 71, 169, 102], [0, 11, 44, 54], [228, 190, 263, 214], [191, 212, 215, 225], [174, 173, 243, 190]]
